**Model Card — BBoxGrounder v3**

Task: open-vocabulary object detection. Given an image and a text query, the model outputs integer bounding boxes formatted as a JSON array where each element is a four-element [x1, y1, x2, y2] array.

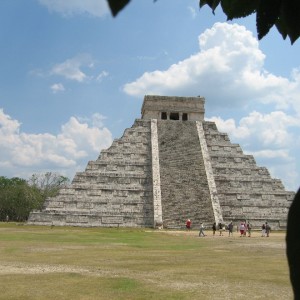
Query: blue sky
[[0, 0, 299, 191]]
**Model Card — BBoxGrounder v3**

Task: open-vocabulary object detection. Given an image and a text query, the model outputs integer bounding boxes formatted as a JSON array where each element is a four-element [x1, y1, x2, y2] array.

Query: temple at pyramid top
[[28, 95, 295, 229], [141, 95, 205, 121]]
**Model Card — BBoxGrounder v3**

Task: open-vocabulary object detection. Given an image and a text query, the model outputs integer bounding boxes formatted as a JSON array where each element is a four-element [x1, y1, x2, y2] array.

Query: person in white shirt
[[199, 223, 206, 237]]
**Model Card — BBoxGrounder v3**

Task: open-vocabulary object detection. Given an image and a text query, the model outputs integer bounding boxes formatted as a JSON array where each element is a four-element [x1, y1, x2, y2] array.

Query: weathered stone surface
[[203, 121, 295, 229], [28, 95, 295, 229]]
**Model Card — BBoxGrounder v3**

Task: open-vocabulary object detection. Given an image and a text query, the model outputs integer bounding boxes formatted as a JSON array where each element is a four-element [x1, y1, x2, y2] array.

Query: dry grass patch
[[0, 224, 293, 300]]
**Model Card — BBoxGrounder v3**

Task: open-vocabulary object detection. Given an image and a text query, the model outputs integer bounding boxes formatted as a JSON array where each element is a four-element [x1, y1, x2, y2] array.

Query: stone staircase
[[157, 120, 214, 229]]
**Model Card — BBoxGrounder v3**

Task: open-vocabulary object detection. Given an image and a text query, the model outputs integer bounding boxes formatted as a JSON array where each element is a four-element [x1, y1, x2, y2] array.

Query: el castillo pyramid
[[28, 95, 295, 229]]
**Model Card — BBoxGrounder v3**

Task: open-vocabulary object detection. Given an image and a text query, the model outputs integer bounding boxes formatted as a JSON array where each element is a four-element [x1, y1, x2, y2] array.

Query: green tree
[[107, 0, 300, 44], [0, 176, 42, 221], [28, 172, 70, 203], [0, 173, 69, 222]]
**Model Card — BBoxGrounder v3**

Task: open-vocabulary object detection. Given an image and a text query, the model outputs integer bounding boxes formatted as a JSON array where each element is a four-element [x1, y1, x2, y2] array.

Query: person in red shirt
[[186, 219, 191, 230]]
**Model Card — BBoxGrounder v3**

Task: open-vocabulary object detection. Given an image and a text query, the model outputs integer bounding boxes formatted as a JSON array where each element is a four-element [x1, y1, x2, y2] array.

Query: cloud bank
[[0, 109, 113, 179], [50, 54, 95, 82], [38, 0, 110, 17], [124, 22, 300, 113], [33, 54, 109, 91]]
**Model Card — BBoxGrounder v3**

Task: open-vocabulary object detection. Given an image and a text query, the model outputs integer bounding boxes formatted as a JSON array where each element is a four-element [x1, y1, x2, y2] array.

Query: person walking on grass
[[261, 223, 266, 237], [247, 222, 252, 237], [199, 223, 206, 237], [228, 221, 234, 237], [218, 222, 224, 236], [265, 222, 271, 237], [243, 220, 247, 237], [186, 219, 191, 231], [212, 222, 216, 236], [239, 222, 246, 237]]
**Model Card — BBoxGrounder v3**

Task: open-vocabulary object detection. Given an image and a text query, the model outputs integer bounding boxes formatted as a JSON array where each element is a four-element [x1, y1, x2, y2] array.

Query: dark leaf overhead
[[106, 0, 300, 44], [200, 0, 300, 44], [221, 0, 258, 20], [107, 0, 131, 17], [256, 0, 281, 40]]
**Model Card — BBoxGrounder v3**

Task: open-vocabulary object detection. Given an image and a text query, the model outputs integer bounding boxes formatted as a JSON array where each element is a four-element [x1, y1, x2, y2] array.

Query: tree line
[[0, 173, 69, 222]]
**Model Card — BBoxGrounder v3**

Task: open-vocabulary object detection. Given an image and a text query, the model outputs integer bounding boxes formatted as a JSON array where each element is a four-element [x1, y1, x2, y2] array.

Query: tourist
[[199, 223, 206, 237], [218, 222, 223, 236], [228, 221, 234, 236], [239, 222, 246, 237], [186, 219, 191, 230], [265, 222, 271, 237], [6, 215, 9, 222], [243, 221, 247, 237], [261, 223, 266, 237], [212, 222, 216, 236], [247, 222, 252, 237]]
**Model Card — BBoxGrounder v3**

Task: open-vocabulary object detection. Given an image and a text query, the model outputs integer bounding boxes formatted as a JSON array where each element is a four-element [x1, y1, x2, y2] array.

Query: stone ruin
[[28, 95, 295, 229]]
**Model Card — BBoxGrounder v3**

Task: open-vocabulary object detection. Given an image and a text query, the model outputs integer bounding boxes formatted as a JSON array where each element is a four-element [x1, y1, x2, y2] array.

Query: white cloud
[[90, 113, 107, 128], [51, 83, 65, 93], [51, 54, 94, 82], [188, 6, 196, 19], [208, 111, 299, 148], [32, 54, 107, 87], [250, 149, 291, 160], [0, 109, 20, 135], [0, 109, 113, 179], [96, 71, 109, 82], [123, 22, 300, 114], [38, 0, 110, 17], [60, 115, 111, 153]]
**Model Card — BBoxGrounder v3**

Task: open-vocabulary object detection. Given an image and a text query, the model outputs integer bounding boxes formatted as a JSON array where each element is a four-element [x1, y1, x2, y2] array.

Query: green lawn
[[0, 223, 293, 300]]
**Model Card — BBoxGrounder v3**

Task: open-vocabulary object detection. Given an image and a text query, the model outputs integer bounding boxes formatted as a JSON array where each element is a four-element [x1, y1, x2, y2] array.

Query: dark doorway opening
[[161, 112, 167, 120], [170, 112, 179, 120]]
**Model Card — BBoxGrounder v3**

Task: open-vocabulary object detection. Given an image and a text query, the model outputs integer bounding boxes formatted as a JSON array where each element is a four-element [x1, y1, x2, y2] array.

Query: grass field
[[0, 223, 293, 300]]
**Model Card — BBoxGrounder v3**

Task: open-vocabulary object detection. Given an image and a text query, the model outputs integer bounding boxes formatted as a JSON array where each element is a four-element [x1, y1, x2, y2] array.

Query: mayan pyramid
[[28, 95, 295, 229]]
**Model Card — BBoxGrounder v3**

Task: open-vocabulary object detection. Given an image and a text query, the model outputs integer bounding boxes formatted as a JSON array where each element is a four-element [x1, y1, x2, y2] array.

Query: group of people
[[212, 221, 249, 237], [237, 221, 252, 237], [186, 219, 271, 237]]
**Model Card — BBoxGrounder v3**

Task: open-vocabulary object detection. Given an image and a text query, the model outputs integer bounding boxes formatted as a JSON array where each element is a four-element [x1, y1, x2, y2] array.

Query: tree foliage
[[28, 172, 70, 201], [0, 173, 69, 222], [0, 176, 42, 221], [107, 0, 300, 44]]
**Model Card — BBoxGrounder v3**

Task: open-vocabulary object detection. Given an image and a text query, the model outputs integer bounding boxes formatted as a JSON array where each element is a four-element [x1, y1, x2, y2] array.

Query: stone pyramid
[[28, 95, 295, 229]]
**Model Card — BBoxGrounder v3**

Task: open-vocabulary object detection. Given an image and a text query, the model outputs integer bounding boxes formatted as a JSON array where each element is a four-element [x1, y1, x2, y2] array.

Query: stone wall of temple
[[28, 119, 154, 227], [203, 121, 295, 229], [141, 95, 205, 121]]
